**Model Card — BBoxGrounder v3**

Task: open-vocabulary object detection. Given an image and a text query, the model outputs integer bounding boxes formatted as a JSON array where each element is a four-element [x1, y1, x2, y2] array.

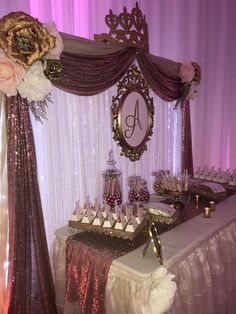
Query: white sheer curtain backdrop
[[32, 86, 181, 254]]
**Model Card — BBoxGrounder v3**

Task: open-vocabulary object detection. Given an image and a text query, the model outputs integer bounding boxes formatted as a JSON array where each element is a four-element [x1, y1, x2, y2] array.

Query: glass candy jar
[[102, 150, 122, 207]]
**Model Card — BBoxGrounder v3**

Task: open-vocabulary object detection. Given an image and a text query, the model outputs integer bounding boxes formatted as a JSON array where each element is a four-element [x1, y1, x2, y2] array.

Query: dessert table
[[53, 194, 236, 314]]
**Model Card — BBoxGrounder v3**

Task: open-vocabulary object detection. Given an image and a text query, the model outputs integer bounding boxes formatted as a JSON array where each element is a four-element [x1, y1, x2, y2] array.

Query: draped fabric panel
[[54, 48, 136, 96], [0, 95, 9, 314], [4, 95, 57, 314], [136, 51, 182, 102], [54, 33, 183, 104]]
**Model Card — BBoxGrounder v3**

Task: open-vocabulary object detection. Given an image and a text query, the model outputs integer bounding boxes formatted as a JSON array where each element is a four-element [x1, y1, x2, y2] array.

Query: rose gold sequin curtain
[[181, 100, 193, 176], [0, 96, 8, 314], [4, 95, 57, 314]]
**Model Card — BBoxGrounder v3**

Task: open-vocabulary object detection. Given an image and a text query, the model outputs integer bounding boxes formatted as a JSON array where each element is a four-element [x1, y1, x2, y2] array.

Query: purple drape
[[137, 50, 182, 101], [53, 33, 183, 101], [54, 47, 136, 96], [54, 48, 182, 101], [4, 95, 57, 314]]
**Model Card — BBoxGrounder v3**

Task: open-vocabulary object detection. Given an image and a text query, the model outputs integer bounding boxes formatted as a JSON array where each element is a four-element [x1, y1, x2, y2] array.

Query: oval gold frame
[[112, 65, 154, 161]]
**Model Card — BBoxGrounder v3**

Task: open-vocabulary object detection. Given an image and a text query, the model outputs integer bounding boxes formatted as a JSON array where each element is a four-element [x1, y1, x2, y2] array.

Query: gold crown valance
[[94, 2, 149, 52]]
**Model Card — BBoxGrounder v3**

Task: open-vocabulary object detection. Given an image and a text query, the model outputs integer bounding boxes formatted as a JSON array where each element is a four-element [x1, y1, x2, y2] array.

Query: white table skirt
[[53, 194, 236, 314]]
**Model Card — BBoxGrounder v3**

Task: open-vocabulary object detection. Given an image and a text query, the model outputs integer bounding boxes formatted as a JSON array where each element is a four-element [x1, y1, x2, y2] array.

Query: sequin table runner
[[65, 232, 146, 314]]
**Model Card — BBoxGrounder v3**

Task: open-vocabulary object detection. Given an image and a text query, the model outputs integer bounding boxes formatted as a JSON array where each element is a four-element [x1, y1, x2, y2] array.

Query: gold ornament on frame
[[112, 65, 154, 161]]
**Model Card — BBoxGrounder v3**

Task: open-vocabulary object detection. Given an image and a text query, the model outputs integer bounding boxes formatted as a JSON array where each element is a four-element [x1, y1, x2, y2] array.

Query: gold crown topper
[[94, 2, 149, 52]]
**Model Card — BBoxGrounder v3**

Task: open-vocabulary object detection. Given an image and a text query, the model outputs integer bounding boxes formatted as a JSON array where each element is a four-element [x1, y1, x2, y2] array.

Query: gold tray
[[190, 185, 228, 202], [144, 207, 180, 227], [68, 218, 148, 241]]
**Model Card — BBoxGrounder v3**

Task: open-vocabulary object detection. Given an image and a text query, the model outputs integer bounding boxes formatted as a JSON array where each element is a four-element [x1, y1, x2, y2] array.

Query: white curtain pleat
[[0, 94, 9, 313]]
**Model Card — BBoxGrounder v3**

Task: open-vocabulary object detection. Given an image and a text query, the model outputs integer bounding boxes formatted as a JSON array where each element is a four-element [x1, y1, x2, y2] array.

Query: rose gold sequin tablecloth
[[65, 232, 146, 314]]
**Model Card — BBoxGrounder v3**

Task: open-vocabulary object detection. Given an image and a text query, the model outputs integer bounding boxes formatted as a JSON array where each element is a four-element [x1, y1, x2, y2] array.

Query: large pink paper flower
[[0, 50, 25, 96], [179, 63, 195, 83], [43, 22, 63, 60]]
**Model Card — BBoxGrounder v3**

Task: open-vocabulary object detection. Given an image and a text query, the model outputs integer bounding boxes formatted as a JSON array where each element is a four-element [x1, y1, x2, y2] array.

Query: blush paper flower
[[0, 50, 25, 96], [43, 22, 64, 60], [179, 63, 195, 83]]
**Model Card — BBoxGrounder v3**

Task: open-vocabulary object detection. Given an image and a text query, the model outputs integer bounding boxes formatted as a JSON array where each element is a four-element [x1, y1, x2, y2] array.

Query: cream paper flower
[[17, 61, 52, 102], [43, 21, 63, 60]]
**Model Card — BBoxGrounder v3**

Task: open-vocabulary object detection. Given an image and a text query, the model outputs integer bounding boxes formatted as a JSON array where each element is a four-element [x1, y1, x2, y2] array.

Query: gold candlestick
[[203, 207, 211, 218], [195, 194, 200, 207]]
